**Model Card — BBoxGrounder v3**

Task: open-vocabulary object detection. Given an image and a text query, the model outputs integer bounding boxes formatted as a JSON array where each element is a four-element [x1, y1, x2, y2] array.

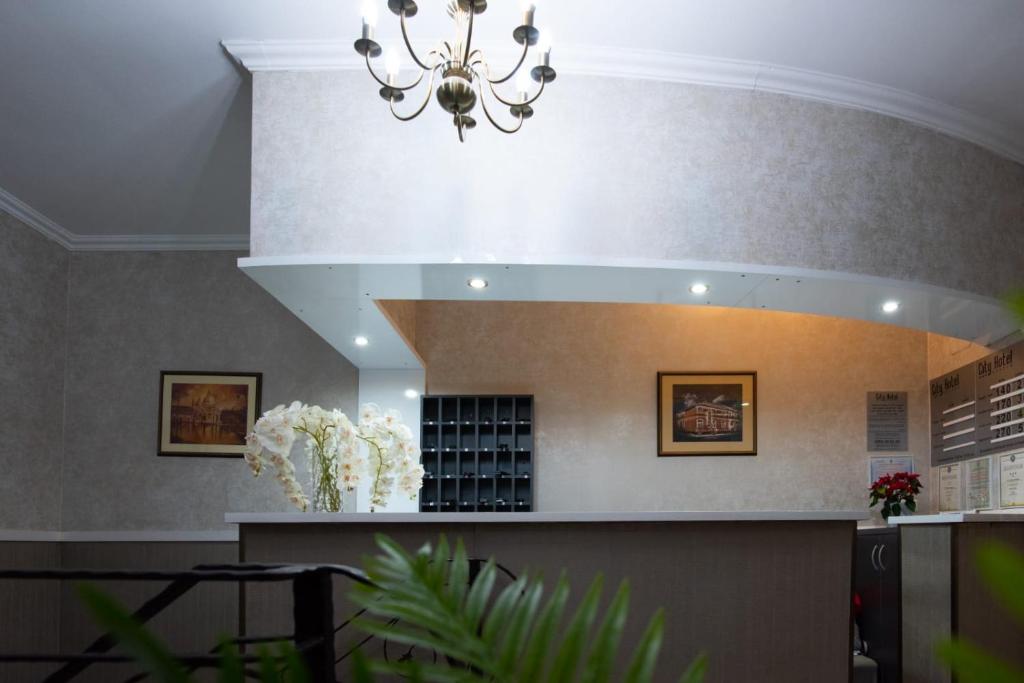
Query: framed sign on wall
[[158, 371, 262, 458], [657, 372, 757, 456]]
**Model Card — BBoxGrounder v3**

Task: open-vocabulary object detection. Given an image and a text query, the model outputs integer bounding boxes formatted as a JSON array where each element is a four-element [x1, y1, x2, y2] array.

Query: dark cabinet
[[856, 528, 901, 683], [420, 395, 534, 513]]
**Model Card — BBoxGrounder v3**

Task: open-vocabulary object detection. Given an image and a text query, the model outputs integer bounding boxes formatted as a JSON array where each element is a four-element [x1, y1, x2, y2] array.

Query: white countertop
[[226, 510, 867, 525], [887, 511, 1024, 525]]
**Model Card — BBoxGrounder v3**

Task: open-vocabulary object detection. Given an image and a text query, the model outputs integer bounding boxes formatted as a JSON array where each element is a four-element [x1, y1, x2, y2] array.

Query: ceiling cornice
[[0, 185, 249, 252], [223, 39, 1024, 165], [0, 184, 75, 249]]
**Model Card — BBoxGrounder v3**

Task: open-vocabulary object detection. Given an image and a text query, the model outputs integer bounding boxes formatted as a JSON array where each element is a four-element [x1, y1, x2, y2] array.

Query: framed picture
[[158, 371, 262, 458], [657, 372, 757, 456]]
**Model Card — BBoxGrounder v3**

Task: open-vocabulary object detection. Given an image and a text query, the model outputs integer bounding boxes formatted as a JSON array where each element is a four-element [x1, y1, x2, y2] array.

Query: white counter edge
[[888, 511, 1024, 525], [226, 510, 867, 524]]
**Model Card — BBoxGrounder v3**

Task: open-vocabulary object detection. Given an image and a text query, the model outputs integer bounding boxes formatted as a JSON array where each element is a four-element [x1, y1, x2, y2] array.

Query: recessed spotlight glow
[[354, 335, 369, 346], [881, 301, 901, 314], [404, 389, 419, 399], [468, 278, 488, 290], [689, 283, 709, 295]]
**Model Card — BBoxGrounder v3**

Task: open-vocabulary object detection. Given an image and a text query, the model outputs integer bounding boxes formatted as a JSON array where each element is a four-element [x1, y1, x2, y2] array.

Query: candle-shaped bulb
[[516, 68, 532, 101], [520, 0, 537, 26], [361, 0, 378, 28], [385, 48, 401, 77], [538, 28, 553, 54]]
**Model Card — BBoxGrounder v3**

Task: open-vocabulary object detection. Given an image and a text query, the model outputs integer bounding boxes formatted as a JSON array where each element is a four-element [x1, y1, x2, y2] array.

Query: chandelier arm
[[389, 67, 440, 122], [364, 52, 431, 91], [476, 78, 525, 134], [483, 42, 529, 84], [485, 72, 546, 107], [463, 4, 475, 65], [399, 9, 435, 70]]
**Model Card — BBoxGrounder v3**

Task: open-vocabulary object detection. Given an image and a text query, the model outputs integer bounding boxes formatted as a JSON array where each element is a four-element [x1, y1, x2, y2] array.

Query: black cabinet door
[[855, 534, 884, 648], [874, 535, 901, 682], [856, 529, 901, 682]]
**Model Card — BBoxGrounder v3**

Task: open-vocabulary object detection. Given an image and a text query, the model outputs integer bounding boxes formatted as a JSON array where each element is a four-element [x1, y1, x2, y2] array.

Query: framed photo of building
[[158, 371, 262, 458], [657, 372, 757, 456]]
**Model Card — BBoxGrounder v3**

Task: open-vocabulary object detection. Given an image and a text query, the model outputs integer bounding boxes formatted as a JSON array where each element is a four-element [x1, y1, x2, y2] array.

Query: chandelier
[[353, 0, 556, 142]]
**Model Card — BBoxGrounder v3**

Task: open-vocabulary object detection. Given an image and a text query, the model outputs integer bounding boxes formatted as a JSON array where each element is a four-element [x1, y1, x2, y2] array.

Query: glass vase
[[309, 444, 343, 513]]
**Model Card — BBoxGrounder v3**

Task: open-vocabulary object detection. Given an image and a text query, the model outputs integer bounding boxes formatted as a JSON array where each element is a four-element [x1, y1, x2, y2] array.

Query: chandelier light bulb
[[520, 0, 537, 27], [538, 28, 553, 54], [361, 0, 378, 28], [385, 48, 401, 77], [516, 69, 532, 100]]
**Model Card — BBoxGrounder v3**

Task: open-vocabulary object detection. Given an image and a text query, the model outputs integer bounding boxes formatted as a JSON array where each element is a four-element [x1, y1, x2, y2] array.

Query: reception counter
[[230, 511, 863, 682], [885, 513, 1024, 683]]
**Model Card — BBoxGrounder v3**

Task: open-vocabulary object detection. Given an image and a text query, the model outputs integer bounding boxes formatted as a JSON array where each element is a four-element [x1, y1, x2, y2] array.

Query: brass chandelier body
[[354, 0, 556, 142]]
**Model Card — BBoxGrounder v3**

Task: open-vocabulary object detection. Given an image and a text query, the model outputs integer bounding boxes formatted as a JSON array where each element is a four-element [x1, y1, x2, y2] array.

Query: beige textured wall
[[926, 332, 991, 379], [377, 299, 419, 361], [415, 301, 933, 514]]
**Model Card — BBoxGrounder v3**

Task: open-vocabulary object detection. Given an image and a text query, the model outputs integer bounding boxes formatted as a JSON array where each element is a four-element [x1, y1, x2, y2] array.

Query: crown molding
[[0, 185, 249, 252], [222, 39, 1024, 165], [0, 184, 75, 249], [69, 233, 250, 252]]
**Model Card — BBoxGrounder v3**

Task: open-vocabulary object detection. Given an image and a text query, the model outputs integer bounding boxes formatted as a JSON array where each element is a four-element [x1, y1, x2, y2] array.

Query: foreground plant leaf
[[1007, 290, 1024, 326], [976, 542, 1024, 623], [76, 583, 190, 683], [936, 639, 1024, 683], [350, 534, 706, 683]]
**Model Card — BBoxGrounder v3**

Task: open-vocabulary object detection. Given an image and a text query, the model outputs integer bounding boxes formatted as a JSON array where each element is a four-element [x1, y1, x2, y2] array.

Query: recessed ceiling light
[[689, 283, 709, 295], [881, 301, 900, 314], [468, 278, 488, 290], [354, 335, 369, 346], [404, 389, 419, 399]]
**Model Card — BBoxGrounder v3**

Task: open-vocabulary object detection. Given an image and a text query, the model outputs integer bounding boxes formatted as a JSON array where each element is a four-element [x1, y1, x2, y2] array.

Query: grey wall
[[1, 213, 360, 532], [251, 72, 1024, 300], [0, 212, 68, 531], [60, 250, 359, 531]]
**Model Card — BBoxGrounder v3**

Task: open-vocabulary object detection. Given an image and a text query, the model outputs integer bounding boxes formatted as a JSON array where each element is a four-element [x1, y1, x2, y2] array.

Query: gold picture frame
[[657, 372, 757, 456], [158, 371, 262, 458]]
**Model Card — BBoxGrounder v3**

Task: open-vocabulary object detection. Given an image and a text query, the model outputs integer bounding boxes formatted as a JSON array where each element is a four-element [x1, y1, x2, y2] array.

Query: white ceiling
[[1, 1, 1023, 243], [239, 257, 1020, 369]]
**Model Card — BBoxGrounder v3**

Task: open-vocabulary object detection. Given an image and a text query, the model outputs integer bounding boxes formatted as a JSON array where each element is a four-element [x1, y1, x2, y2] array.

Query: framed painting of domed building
[[158, 371, 262, 457], [657, 371, 757, 456]]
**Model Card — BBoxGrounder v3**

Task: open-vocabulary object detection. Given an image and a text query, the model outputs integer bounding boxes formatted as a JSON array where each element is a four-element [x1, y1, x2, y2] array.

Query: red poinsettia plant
[[869, 471, 922, 520]]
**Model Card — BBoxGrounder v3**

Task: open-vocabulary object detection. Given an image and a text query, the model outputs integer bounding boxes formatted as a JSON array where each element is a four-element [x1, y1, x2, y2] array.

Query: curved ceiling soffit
[[223, 39, 1024, 166]]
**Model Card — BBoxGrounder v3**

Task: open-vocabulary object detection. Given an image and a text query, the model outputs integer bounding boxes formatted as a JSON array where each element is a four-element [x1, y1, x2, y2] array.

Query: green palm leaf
[[350, 534, 707, 683], [936, 639, 1024, 683], [1007, 290, 1024, 327]]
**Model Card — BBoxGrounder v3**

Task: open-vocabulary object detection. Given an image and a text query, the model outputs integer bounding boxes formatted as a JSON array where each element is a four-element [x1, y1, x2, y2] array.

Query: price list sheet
[[930, 365, 978, 466], [977, 345, 1024, 456]]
